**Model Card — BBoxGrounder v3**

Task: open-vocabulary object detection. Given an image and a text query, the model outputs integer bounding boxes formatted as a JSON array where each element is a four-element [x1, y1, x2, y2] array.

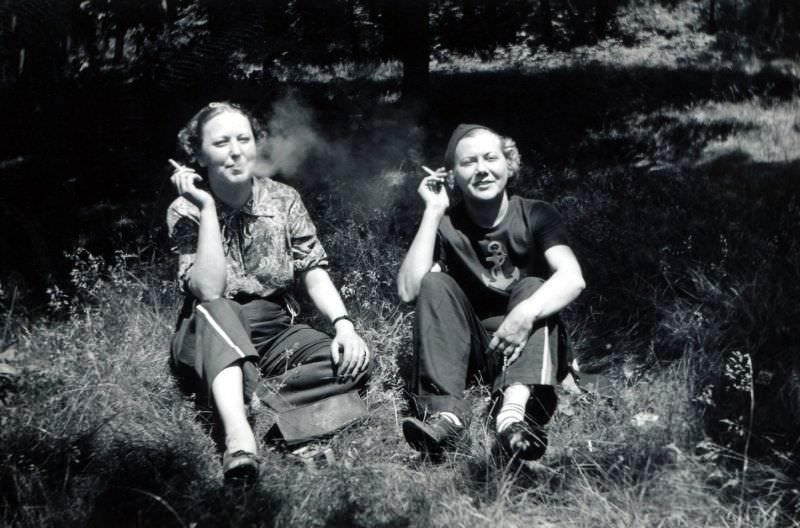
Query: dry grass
[[3, 3, 800, 524], [3, 178, 799, 527]]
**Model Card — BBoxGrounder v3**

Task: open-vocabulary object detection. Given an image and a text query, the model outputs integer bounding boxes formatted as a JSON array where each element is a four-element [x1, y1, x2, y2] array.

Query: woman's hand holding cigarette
[[169, 158, 214, 209], [418, 165, 450, 212]]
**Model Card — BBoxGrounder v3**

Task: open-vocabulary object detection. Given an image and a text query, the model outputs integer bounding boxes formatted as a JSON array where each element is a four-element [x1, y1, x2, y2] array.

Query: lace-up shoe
[[402, 414, 467, 455]]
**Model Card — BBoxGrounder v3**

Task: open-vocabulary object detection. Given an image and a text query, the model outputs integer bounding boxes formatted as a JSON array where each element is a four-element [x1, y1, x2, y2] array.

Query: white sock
[[437, 411, 463, 428], [496, 384, 530, 433]]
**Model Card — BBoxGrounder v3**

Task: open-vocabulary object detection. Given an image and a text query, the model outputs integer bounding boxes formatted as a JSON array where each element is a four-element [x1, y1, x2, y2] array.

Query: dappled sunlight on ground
[[676, 98, 800, 163]]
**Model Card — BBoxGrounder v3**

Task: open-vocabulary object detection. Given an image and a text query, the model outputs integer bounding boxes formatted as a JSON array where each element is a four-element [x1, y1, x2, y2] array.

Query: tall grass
[[2, 7, 800, 524], [3, 144, 799, 526]]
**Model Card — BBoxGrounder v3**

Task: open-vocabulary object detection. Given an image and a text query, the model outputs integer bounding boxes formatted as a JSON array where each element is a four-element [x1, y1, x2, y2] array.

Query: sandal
[[222, 450, 260, 484], [496, 421, 547, 461]]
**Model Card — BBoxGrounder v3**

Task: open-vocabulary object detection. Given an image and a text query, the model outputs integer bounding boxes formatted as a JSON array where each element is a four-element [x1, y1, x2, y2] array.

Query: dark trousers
[[171, 297, 368, 413], [409, 272, 562, 424]]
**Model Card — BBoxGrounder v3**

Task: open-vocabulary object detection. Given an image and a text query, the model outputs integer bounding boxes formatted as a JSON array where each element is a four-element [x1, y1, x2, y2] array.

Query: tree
[[539, 0, 554, 47], [595, 0, 610, 39], [766, 0, 800, 54], [381, 0, 430, 100], [709, 0, 717, 33], [403, 0, 429, 99]]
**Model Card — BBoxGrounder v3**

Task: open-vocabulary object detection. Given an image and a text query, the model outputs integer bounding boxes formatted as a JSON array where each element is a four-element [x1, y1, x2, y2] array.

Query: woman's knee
[[194, 297, 250, 329], [196, 297, 239, 313], [418, 272, 459, 301], [511, 276, 545, 296]]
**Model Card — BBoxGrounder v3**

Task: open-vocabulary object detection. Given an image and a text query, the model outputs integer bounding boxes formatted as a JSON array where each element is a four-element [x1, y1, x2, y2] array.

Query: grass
[[2, 1, 800, 525], [4, 269, 796, 526]]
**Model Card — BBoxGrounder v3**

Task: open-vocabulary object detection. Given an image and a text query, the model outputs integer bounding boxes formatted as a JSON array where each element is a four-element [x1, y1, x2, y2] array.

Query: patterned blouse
[[166, 176, 329, 299]]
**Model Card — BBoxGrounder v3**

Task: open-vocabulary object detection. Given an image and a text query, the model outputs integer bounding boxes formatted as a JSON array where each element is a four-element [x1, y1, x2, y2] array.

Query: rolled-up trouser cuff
[[490, 318, 560, 394]]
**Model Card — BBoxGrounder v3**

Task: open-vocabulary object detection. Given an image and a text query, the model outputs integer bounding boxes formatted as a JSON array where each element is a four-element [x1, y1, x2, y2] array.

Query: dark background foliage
[[1, 1, 799, 525]]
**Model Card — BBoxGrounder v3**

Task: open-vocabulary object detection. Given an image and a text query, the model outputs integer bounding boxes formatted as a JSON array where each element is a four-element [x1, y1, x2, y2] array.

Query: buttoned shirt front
[[167, 176, 328, 299]]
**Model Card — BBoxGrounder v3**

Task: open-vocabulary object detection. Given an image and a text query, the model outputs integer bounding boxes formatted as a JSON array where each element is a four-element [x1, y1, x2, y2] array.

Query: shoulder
[[512, 196, 561, 220], [259, 176, 301, 199], [438, 206, 462, 236], [252, 177, 304, 213], [511, 195, 557, 212], [166, 196, 200, 225]]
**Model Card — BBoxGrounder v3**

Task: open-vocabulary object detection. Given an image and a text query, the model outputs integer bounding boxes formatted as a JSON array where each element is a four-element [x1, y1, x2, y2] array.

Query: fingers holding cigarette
[[422, 165, 447, 193], [169, 158, 204, 197], [422, 165, 447, 178]]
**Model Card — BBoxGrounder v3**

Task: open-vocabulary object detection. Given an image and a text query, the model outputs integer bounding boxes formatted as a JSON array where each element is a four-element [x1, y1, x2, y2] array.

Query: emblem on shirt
[[480, 240, 519, 290]]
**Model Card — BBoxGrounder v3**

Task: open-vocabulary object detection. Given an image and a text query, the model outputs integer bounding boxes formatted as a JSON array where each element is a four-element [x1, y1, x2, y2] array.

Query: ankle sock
[[496, 383, 531, 433], [437, 411, 463, 428], [495, 402, 526, 433]]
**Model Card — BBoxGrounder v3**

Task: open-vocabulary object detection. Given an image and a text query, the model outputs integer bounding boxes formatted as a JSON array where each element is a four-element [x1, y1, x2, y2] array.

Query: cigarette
[[168, 158, 183, 170], [421, 165, 437, 176]]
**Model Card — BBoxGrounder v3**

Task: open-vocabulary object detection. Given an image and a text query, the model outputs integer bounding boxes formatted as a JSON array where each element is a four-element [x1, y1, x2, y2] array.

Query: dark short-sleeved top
[[166, 176, 328, 299], [436, 196, 569, 317]]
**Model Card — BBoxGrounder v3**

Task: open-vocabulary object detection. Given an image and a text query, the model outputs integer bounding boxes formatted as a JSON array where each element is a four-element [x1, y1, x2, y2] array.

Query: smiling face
[[196, 110, 257, 193], [451, 129, 510, 202]]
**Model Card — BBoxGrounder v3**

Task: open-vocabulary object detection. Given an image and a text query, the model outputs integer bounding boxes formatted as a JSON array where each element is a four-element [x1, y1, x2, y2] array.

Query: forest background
[[1, 0, 799, 526]]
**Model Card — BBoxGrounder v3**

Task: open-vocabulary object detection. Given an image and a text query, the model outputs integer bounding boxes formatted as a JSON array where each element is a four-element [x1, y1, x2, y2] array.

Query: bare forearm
[[188, 206, 227, 301], [304, 268, 349, 324], [397, 208, 444, 302], [517, 269, 585, 322]]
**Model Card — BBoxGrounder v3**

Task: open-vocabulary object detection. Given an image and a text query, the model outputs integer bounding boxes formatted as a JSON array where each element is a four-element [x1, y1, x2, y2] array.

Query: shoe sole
[[223, 452, 260, 485], [402, 419, 443, 455], [224, 463, 258, 485], [498, 424, 547, 461]]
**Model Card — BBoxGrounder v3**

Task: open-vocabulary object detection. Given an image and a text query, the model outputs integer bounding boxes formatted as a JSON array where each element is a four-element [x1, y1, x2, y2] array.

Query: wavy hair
[[176, 101, 266, 166]]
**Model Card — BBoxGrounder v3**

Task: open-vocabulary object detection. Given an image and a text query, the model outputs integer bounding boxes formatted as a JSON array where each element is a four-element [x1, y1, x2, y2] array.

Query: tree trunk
[[348, 0, 360, 61], [261, 0, 289, 73], [462, 0, 478, 51], [708, 0, 717, 33], [595, 0, 610, 40], [381, 0, 430, 100], [484, 0, 498, 50], [113, 22, 125, 65], [766, 0, 784, 44], [540, 0, 554, 47], [164, 0, 178, 23], [398, 0, 429, 101]]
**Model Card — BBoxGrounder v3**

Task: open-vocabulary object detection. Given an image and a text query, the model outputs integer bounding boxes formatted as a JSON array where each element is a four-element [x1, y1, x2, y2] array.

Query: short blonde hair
[[458, 128, 521, 179]]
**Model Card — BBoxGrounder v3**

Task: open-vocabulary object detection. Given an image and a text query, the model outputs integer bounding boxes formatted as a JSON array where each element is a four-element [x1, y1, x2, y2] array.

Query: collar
[[216, 177, 278, 218]]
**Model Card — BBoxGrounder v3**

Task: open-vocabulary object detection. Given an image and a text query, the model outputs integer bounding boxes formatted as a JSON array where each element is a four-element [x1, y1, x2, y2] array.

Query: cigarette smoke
[[253, 92, 429, 217], [254, 94, 322, 179]]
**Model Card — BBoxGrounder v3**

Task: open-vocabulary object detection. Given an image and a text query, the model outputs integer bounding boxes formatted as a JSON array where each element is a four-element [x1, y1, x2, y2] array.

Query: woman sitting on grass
[[166, 102, 370, 483], [397, 124, 585, 461]]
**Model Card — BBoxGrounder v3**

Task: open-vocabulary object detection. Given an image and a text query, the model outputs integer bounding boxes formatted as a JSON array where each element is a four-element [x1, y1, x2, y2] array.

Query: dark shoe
[[222, 450, 260, 484], [497, 421, 547, 461], [402, 414, 466, 455]]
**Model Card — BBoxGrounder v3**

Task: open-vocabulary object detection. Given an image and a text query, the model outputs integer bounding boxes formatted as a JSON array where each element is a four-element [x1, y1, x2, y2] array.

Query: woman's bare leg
[[212, 364, 257, 455]]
